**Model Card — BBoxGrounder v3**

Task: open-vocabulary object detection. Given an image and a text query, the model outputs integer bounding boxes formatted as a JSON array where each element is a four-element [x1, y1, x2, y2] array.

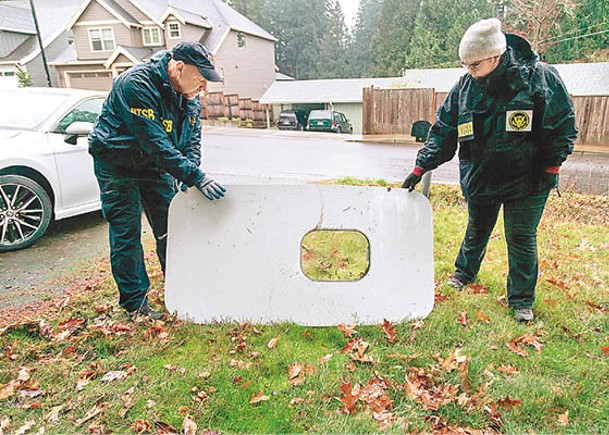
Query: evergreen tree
[[537, 0, 609, 62], [369, 0, 422, 77], [225, 0, 272, 31], [406, 0, 499, 69], [348, 0, 382, 77], [317, 0, 352, 78], [270, 0, 329, 79]]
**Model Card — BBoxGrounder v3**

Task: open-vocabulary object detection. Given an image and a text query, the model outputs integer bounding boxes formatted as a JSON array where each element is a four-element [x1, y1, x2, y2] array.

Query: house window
[[237, 32, 246, 48], [89, 27, 115, 51], [2, 72, 15, 77], [168, 22, 181, 39], [143, 27, 162, 46]]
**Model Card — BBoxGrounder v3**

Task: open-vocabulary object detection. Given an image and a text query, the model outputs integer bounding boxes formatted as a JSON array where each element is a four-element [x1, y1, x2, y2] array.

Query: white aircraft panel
[[165, 184, 434, 326]]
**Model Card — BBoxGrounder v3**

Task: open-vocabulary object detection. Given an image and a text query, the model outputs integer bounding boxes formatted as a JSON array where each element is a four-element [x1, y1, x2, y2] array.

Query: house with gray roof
[[46, 0, 276, 98], [0, 0, 83, 88], [260, 63, 609, 134], [1, 0, 277, 96]]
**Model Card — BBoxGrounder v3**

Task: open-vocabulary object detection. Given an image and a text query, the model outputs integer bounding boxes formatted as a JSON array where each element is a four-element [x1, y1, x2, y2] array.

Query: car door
[[51, 97, 104, 216]]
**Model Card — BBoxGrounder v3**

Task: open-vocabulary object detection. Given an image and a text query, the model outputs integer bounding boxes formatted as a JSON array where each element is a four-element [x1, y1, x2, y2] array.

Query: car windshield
[[309, 110, 332, 119], [0, 91, 71, 130], [280, 113, 296, 119]]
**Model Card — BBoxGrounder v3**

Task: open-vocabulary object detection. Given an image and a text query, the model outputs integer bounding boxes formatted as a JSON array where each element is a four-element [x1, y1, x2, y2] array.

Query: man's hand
[[197, 175, 226, 200], [401, 173, 422, 191]]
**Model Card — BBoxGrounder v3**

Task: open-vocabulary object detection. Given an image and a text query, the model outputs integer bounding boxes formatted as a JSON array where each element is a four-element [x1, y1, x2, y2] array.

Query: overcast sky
[[338, 0, 360, 29]]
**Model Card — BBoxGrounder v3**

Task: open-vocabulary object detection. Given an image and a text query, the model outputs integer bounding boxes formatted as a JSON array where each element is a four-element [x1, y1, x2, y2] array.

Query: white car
[[0, 87, 106, 252]]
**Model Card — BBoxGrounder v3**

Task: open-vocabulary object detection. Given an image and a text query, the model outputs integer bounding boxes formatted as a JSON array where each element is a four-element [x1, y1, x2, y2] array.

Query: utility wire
[[540, 21, 609, 43], [544, 28, 609, 45]]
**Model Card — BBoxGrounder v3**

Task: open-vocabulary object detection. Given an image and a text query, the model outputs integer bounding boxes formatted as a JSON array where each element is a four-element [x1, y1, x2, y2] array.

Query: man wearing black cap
[[89, 41, 225, 320]]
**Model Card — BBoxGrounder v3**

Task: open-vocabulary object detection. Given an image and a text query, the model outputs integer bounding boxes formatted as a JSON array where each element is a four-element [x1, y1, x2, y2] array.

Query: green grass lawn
[[1, 182, 608, 434]]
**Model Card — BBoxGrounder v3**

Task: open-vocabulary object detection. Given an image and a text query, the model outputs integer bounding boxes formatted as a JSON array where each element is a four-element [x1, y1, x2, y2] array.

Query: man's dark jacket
[[415, 35, 577, 201], [89, 51, 204, 186]]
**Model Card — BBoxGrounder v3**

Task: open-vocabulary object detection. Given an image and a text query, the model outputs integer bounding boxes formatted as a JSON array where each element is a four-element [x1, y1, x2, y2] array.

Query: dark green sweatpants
[[94, 158, 176, 312], [453, 190, 550, 309]]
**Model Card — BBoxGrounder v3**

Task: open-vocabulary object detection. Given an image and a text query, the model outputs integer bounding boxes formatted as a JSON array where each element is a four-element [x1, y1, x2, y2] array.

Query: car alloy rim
[[0, 183, 45, 246]]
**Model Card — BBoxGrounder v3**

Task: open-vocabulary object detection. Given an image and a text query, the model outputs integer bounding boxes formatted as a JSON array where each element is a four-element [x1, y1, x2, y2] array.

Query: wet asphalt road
[[1, 127, 608, 307]]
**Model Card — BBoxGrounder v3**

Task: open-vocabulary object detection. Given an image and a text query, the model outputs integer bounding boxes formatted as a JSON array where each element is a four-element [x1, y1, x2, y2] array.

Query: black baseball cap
[[172, 41, 222, 82]]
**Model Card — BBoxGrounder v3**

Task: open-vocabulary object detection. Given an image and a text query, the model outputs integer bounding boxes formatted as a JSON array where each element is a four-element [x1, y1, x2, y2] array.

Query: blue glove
[[196, 174, 226, 200]]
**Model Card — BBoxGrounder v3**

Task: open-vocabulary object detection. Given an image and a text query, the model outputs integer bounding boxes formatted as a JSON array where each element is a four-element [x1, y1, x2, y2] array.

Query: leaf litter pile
[[1, 184, 608, 434]]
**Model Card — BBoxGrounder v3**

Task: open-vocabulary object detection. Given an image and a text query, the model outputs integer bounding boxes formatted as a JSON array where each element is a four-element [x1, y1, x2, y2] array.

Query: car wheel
[[0, 174, 52, 252]]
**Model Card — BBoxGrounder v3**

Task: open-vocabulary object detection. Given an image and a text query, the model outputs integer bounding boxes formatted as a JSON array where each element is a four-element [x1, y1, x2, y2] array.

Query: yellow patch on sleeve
[[458, 122, 473, 139]]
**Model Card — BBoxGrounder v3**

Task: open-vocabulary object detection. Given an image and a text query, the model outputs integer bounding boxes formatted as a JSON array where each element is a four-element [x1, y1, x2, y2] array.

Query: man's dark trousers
[[94, 159, 176, 312], [453, 190, 550, 309]]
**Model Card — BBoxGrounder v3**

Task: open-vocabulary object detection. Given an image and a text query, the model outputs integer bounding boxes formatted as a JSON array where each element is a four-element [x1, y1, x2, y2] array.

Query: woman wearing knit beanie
[[401, 18, 577, 323]]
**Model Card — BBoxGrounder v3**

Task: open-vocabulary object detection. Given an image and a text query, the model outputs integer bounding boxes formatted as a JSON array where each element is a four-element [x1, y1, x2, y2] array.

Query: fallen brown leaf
[[267, 337, 279, 349], [506, 341, 528, 358], [382, 319, 397, 343], [101, 370, 128, 383], [338, 380, 359, 414], [498, 365, 519, 375], [154, 420, 178, 434], [45, 405, 64, 424], [337, 323, 357, 338], [14, 420, 35, 435], [182, 415, 197, 435], [476, 311, 491, 323], [249, 391, 270, 405], [318, 353, 332, 364], [498, 395, 522, 410], [558, 411, 569, 426], [75, 402, 106, 427], [516, 333, 543, 353], [289, 397, 304, 408], [468, 283, 488, 294], [457, 310, 469, 327]]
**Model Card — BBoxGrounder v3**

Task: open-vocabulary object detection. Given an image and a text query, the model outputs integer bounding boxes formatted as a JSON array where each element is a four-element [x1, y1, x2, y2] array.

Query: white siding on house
[[114, 0, 152, 23], [209, 30, 275, 100], [333, 103, 363, 135], [74, 2, 138, 59], [27, 34, 72, 87], [0, 66, 18, 89], [68, 70, 112, 90], [79, 1, 116, 23], [74, 24, 137, 59], [0, 31, 30, 57], [179, 24, 207, 48]]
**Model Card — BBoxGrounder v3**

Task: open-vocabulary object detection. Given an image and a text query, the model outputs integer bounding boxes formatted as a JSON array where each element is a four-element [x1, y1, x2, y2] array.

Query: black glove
[[196, 174, 226, 200], [401, 173, 422, 191], [537, 171, 559, 192]]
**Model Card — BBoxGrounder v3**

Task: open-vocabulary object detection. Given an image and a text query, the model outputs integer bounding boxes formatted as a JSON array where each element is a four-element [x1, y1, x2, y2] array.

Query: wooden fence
[[200, 91, 271, 124], [572, 96, 609, 146], [362, 87, 436, 135], [364, 87, 609, 148]]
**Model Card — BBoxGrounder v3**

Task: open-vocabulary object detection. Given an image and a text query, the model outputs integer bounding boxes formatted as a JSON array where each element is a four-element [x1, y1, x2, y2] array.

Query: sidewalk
[[355, 134, 609, 155]]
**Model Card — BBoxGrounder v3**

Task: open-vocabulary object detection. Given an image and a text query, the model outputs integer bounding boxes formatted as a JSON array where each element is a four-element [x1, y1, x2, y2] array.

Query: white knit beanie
[[458, 18, 507, 63]]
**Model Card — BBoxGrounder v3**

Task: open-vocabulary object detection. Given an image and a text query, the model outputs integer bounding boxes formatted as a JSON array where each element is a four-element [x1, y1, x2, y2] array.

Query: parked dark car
[[306, 110, 353, 134], [277, 110, 308, 130]]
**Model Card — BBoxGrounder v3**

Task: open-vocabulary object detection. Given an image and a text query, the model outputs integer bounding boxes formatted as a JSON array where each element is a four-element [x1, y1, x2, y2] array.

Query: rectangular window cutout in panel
[[301, 229, 370, 281]]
